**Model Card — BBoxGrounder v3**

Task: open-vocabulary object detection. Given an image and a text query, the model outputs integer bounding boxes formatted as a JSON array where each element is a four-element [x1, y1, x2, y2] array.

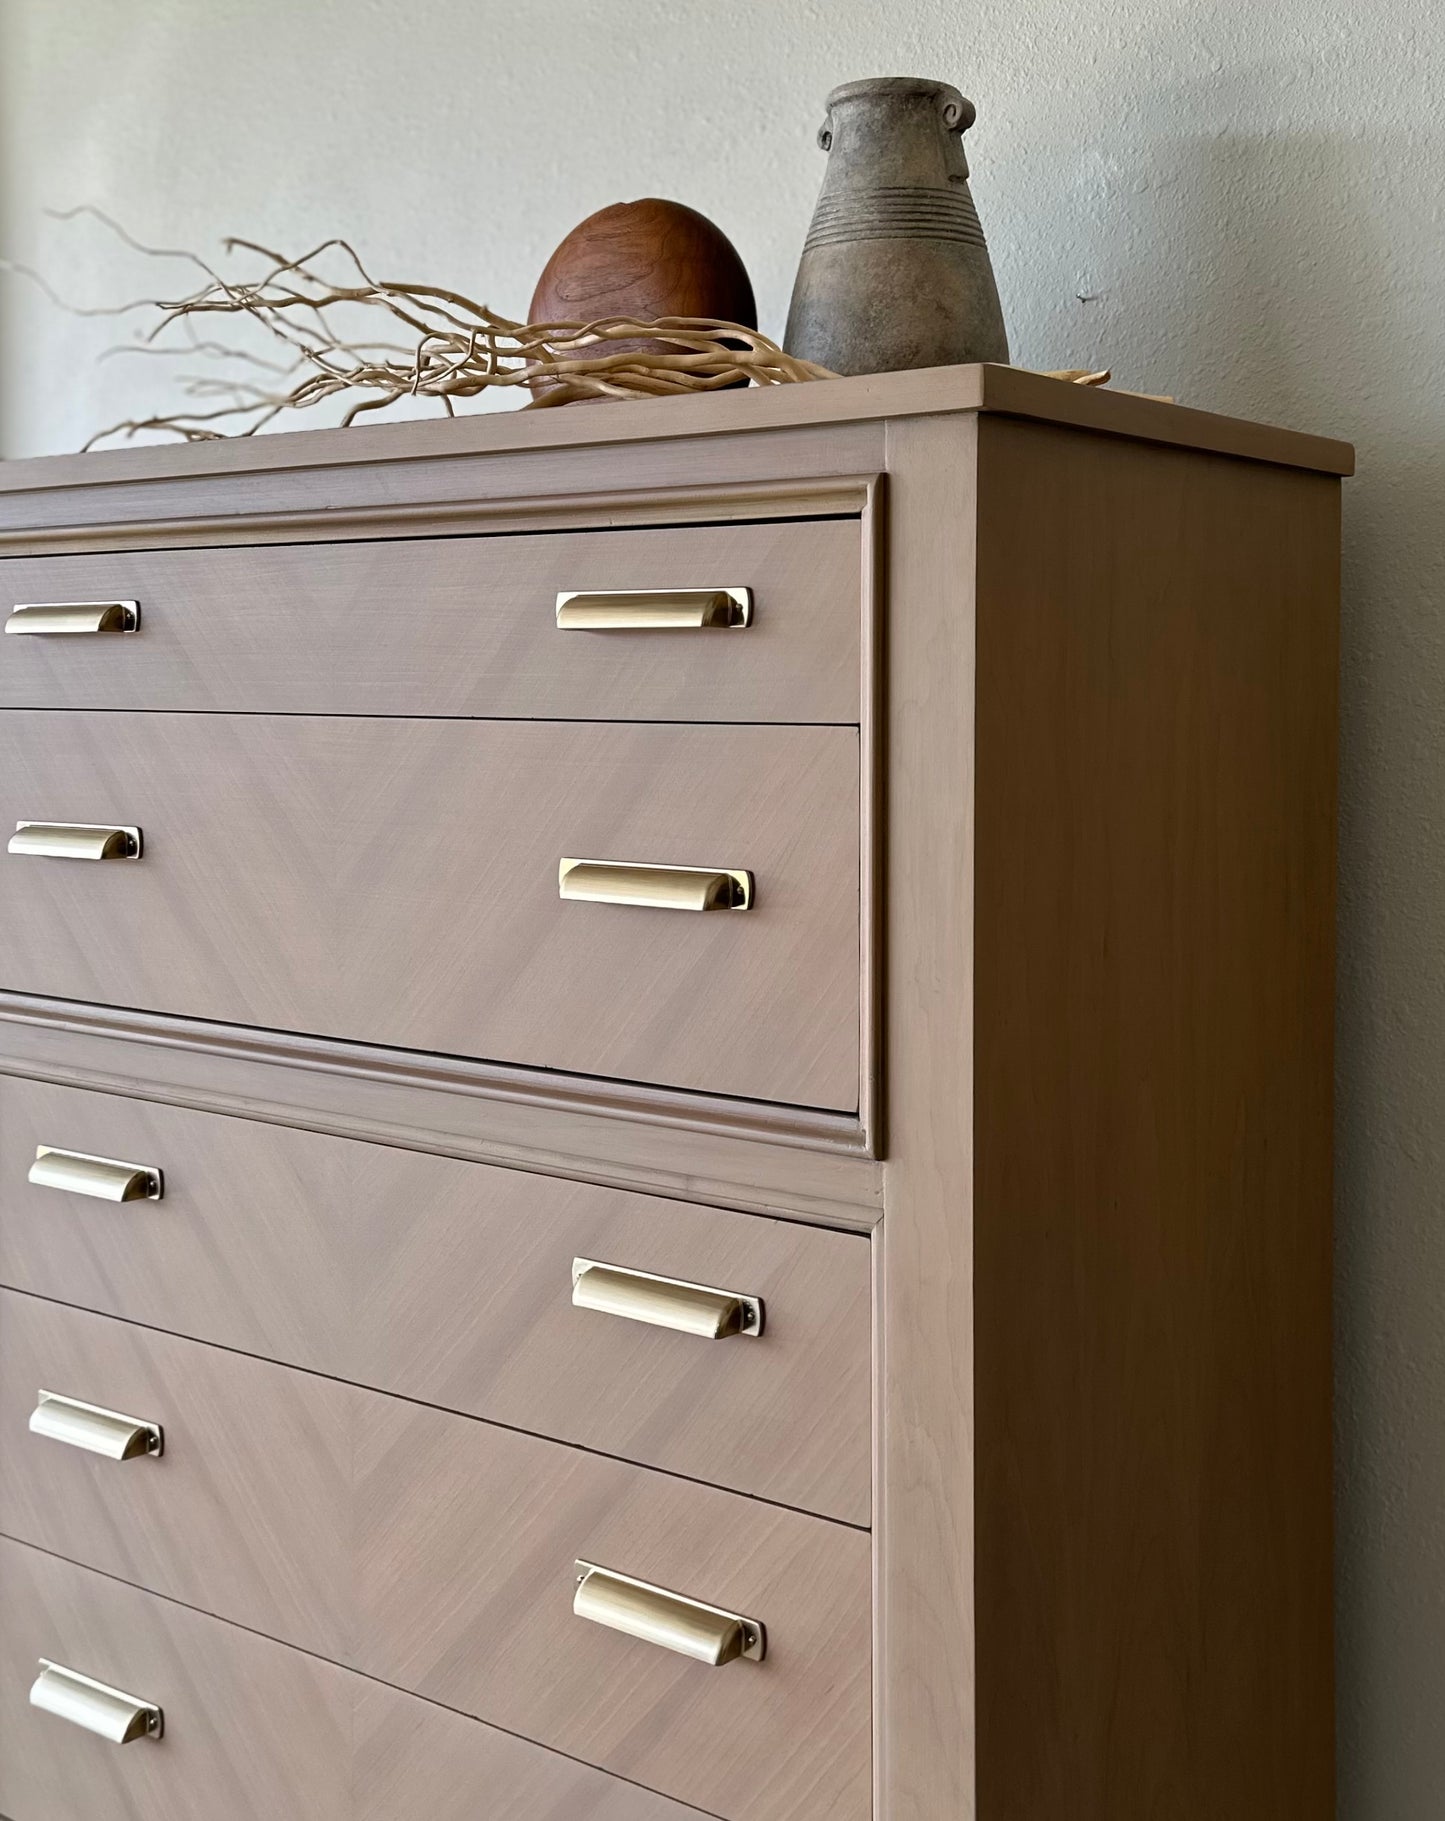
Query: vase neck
[[818, 79, 977, 189]]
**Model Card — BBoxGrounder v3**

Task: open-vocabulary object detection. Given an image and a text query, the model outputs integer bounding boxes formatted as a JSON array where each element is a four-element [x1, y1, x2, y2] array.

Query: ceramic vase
[[785, 76, 1010, 376]]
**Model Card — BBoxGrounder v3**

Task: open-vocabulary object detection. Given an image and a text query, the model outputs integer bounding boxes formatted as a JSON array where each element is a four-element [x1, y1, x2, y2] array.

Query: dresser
[[0, 366, 1350, 1819]]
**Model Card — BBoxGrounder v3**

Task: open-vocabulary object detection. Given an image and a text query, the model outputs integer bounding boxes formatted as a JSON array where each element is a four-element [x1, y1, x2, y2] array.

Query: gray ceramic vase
[[785, 76, 1010, 376]]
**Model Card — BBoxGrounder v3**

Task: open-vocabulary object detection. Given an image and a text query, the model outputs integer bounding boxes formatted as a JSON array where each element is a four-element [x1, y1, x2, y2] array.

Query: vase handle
[[941, 93, 977, 134]]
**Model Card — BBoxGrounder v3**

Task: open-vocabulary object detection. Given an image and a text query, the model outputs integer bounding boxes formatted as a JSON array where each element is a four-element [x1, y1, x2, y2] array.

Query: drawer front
[[0, 1290, 355, 1660], [0, 1079, 871, 1524], [0, 519, 861, 721], [0, 1537, 351, 1821], [0, 1295, 870, 1821], [0, 1539, 708, 1821], [0, 712, 860, 1110], [355, 1393, 871, 1821], [351, 1682, 709, 1821]]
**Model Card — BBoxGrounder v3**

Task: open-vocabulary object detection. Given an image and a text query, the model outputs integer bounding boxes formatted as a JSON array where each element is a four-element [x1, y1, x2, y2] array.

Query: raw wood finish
[[875, 413, 980, 1820], [971, 417, 1338, 1816], [0, 989, 872, 1160], [0, 1078, 872, 1523], [0, 999, 885, 1231], [0, 1290, 355, 1661], [0, 1537, 351, 1821], [0, 423, 889, 556], [356, 1393, 870, 1821], [0, 366, 1352, 523], [0, 1294, 871, 1820], [0, 714, 861, 1110], [0, 378, 1348, 1821], [350, 1680, 709, 1821], [0, 1538, 708, 1821], [0, 518, 862, 721]]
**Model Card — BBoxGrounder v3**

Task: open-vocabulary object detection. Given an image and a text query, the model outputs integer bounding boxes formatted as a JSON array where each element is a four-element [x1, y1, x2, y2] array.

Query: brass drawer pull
[[6, 600, 139, 635], [573, 1258, 763, 1338], [30, 1146, 163, 1203], [558, 858, 752, 913], [30, 1391, 163, 1460], [556, 588, 750, 630], [9, 821, 141, 861], [573, 1562, 765, 1665], [30, 1660, 163, 1743]]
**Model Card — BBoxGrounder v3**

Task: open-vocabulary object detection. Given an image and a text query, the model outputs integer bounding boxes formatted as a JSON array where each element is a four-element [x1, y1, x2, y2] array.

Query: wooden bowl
[[529, 199, 756, 397]]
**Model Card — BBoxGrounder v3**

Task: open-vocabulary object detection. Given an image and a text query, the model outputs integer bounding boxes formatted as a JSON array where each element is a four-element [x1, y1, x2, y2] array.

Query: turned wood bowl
[[528, 199, 756, 397]]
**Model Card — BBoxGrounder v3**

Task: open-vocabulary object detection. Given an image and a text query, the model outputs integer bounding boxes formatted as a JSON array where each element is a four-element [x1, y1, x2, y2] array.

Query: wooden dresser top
[[0, 362, 1354, 514]]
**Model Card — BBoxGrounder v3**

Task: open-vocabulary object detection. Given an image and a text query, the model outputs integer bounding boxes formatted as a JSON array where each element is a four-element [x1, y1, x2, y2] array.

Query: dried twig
[[2, 211, 1165, 446], [3, 209, 834, 447]]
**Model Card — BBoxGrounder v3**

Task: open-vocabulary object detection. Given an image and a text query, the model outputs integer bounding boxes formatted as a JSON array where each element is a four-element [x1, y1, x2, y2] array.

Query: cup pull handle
[[30, 1146, 163, 1203], [30, 1391, 164, 1460], [9, 822, 141, 860], [30, 1660, 163, 1742], [6, 601, 139, 635], [558, 858, 752, 912], [573, 1562, 765, 1665], [555, 588, 750, 630], [572, 1259, 763, 1338]]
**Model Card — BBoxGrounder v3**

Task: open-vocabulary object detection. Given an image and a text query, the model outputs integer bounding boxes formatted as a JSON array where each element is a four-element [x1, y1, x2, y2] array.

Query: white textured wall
[[2, 2, 1443, 1811]]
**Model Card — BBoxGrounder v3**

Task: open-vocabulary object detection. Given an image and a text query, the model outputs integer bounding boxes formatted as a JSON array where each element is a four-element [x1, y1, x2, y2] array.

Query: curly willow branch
[[16, 213, 836, 448]]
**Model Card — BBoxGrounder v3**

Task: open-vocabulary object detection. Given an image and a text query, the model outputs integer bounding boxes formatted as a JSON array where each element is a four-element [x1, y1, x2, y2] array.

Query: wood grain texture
[[356, 1394, 870, 1821], [0, 472, 872, 560], [0, 364, 1351, 514], [0, 1077, 872, 1523], [0, 1295, 870, 1820], [0, 517, 861, 721], [0, 714, 861, 1110], [0, 1290, 355, 1660], [0, 422, 887, 552], [529, 198, 757, 342], [0, 1537, 352, 1821], [0, 1002, 885, 1231], [971, 417, 1338, 1816], [874, 413, 980, 1821], [0, 379, 1349, 1821], [350, 1679, 710, 1820], [0, 989, 871, 1157], [0, 1538, 709, 1820]]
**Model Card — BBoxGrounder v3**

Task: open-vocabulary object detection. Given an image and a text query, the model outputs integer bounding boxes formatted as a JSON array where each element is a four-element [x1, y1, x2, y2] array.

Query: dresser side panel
[[972, 417, 1338, 1816], [876, 412, 980, 1821]]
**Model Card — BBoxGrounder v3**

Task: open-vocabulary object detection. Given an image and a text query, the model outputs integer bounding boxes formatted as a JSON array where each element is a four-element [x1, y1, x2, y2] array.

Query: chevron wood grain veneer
[[0, 364, 1350, 1819]]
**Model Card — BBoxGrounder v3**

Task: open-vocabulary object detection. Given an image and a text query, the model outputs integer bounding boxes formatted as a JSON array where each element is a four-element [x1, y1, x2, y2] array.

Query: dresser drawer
[[0, 1539, 710, 1820], [0, 1079, 871, 1523], [0, 1289, 355, 1659], [350, 1679, 709, 1821], [354, 1391, 871, 1821], [0, 518, 861, 721], [0, 1537, 351, 1821], [0, 712, 860, 1110], [0, 1294, 870, 1821]]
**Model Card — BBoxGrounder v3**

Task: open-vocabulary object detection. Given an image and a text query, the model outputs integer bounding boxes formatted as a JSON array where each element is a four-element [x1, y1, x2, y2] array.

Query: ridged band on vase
[[802, 186, 987, 251]]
